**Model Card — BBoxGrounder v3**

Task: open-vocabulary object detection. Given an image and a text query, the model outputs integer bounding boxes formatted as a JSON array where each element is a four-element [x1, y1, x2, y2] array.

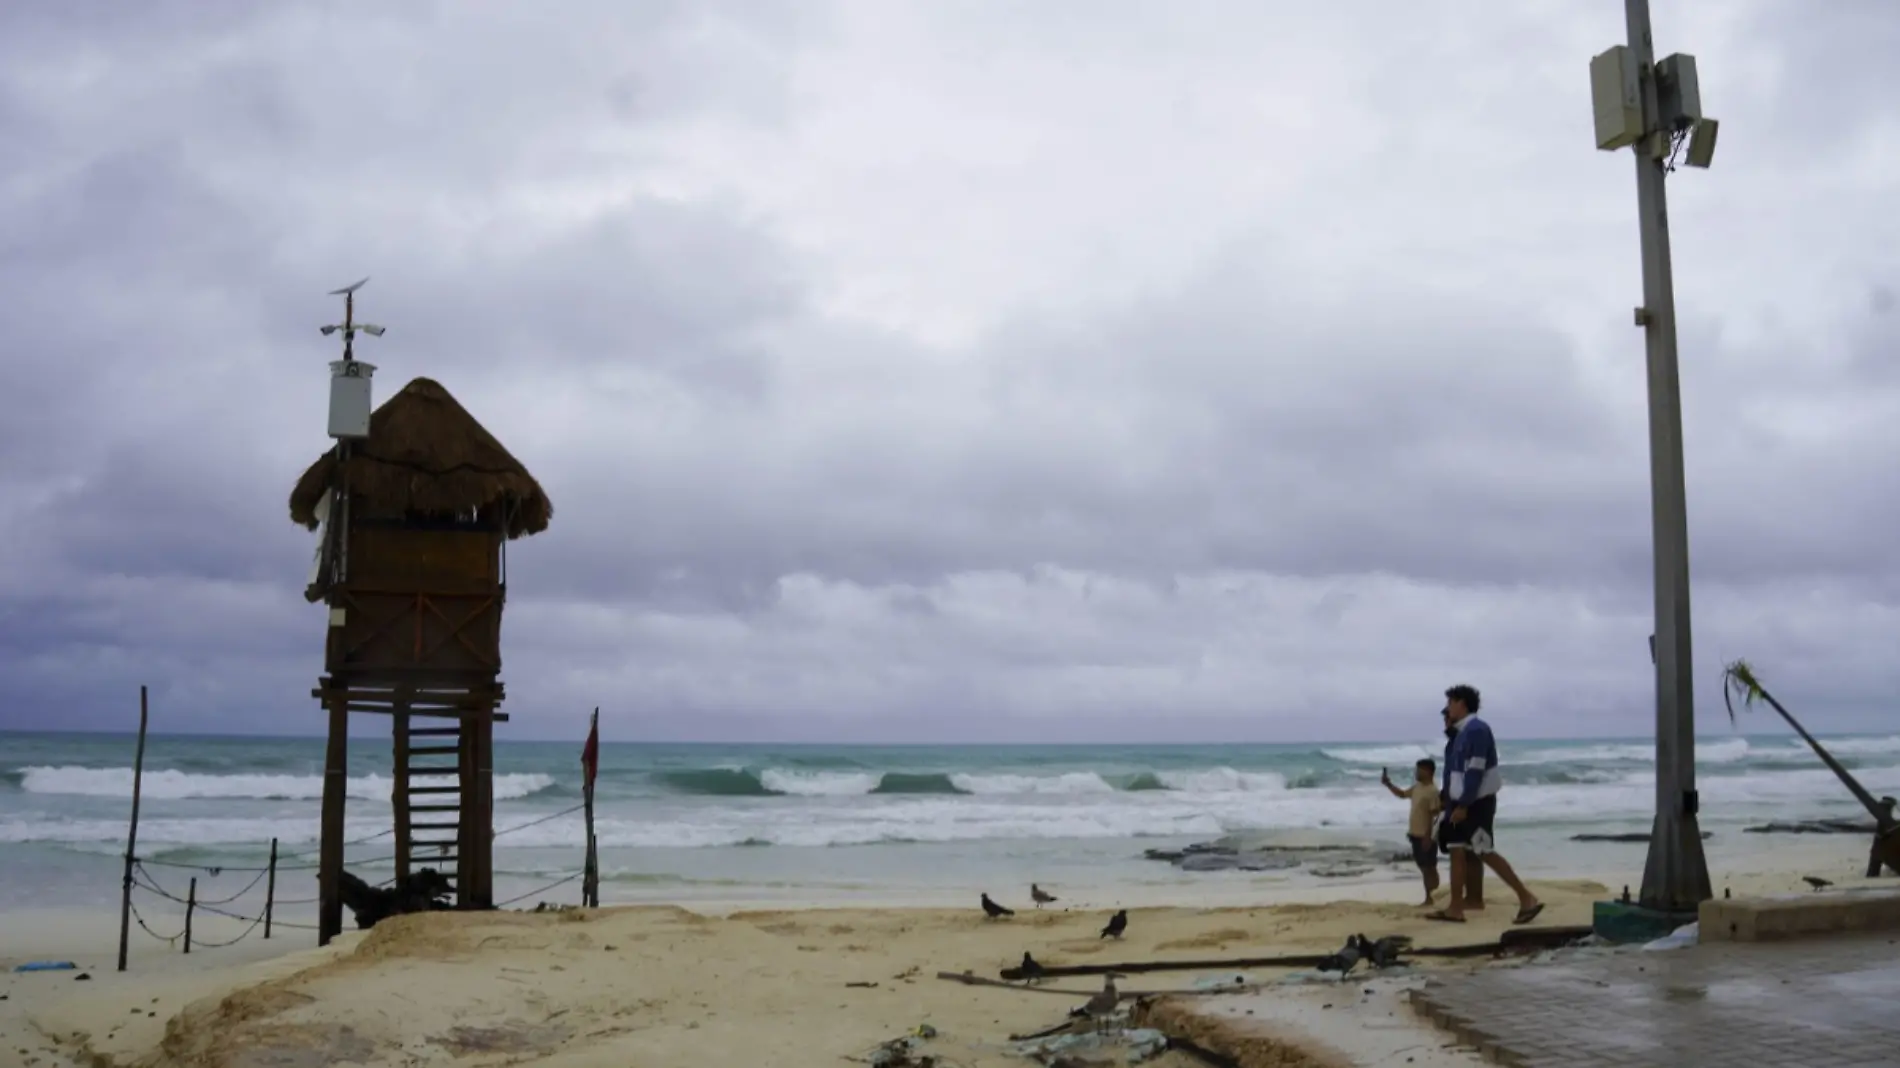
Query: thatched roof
[[288, 377, 552, 539]]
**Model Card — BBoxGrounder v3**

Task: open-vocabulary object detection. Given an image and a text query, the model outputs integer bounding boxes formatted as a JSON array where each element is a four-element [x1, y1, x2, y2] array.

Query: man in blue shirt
[[1430, 684, 1545, 925]]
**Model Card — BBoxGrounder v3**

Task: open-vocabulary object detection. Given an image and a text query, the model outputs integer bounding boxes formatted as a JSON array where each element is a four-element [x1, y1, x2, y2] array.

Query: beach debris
[[859, 1025, 939, 1067], [340, 867, 452, 929], [847, 981, 880, 988], [1316, 936, 1362, 977], [1009, 1021, 1077, 1042], [12, 961, 77, 973], [1802, 876, 1834, 891], [1032, 883, 1058, 908], [982, 893, 1016, 920], [1007, 1027, 1169, 1065], [999, 925, 1590, 982], [1100, 910, 1127, 940], [1019, 951, 1048, 984], [1191, 973, 1253, 990]]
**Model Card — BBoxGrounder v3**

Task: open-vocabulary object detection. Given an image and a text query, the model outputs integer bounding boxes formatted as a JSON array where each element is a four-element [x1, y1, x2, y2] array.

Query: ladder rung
[[412, 821, 460, 830], [413, 840, 460, 850], [408, 767, 460, 776], [411, 803, 460, 812], [410, 727, 462, 737], [409, 786, 461, 794], [407, 745, 460, 756]]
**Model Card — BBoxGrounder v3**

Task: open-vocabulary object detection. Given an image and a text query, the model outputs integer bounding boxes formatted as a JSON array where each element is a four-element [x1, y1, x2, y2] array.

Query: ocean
[[3, 729, 1896, 917]]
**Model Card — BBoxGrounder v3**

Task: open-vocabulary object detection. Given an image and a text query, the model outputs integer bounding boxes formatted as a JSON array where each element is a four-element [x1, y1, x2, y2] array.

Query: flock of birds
[[975, 885, 1412, 1034]]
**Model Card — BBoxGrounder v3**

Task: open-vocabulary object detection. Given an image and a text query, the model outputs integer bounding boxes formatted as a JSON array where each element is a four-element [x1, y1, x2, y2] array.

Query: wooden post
[[264, 838, 278, 939], [393, 705, 412, 883], [184, 877, 197, 954], [317, 692, 350, 945], [471, 709, 495, 908], [116, 685, 151, 973], [583, 708, 599, 908]]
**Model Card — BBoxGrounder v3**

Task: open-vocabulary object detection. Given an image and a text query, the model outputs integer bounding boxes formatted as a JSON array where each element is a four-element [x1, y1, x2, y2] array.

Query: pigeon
[[1080, 973, 1121, 1032], [1316, 935, 1362, 977], [1018, 951, 1047, 984], [1100, 909, 1127, 940], [1802, 876, 1834, 891], [981, 893, 1015, 919], [1363, 934, 1412, 970], [1031, 883, 1058, 908]]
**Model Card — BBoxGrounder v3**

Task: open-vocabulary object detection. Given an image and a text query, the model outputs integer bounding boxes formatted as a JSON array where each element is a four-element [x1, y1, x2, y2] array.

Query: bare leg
[[1466, 856, 1486, 909], [1420, 859, 1440, 906], [1481, 852, 1539, 909], [1444, 849, 1469, 919]]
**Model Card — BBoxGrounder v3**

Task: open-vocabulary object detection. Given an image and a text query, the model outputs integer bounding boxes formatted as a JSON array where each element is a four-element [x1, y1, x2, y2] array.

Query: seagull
[[1031, 883, 1058, 908], [1802, 876, 1834, 891], [1018, 951, 1047, 984], [1363, 934, 1412, 969], [1316, 935, 1362, 977], [981, 893, 1015, 920], [1080, 973, 1121, 1032], [1100, 909, 1127, 940]]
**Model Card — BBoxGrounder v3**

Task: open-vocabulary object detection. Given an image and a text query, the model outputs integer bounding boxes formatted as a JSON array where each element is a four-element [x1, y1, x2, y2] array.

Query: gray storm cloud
[[1, 1, 1896, 743]]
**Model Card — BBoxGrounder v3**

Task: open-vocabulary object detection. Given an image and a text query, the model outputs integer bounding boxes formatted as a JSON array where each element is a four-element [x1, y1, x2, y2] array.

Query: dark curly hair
[[1444, 684, 1481, 715]]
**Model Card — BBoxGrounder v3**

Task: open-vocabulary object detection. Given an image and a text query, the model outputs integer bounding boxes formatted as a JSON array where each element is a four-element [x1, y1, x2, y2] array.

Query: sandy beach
[[2, 838, 1883, 1068]]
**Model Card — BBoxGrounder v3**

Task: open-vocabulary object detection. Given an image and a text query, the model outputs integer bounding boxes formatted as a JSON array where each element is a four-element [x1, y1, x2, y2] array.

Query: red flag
[[580, 709, 600, 795]]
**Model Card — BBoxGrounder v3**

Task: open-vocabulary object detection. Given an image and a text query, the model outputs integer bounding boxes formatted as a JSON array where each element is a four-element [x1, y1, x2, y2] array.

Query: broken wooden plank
[[994, 925, 1593, 980]]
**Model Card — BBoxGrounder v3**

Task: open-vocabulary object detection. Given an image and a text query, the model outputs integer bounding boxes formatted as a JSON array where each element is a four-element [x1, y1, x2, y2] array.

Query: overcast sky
[[1, 2, 1896, 745]]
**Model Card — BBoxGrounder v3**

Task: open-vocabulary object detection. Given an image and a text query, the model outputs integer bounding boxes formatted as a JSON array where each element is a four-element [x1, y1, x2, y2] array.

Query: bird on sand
[[1100, 909, 1127, 939], [1317, 935, 1362, 977], [1080, 973, 1122, 1032], [1031, 883, 1058, 908], [981, 893, 1015, 919], [1802, 876, 1834, 891], [1363, 934, 1412, 969], [1018, 951, 1047, 984]]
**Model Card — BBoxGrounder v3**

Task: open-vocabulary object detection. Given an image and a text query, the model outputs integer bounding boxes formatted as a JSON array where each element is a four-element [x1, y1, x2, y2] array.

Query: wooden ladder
[[394, 714, 464, 895]]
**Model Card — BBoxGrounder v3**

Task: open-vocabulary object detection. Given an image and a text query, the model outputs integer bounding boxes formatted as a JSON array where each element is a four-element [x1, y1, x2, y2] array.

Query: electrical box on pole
[[1590, 46, 1643, 151], [327, 360, 378, 439], [1655, 53, 1703, 131]]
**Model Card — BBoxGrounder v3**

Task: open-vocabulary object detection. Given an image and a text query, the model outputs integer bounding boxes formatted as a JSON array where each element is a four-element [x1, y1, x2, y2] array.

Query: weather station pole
[[314, 278, 384, 943], [1591, 2, 1721, 917]]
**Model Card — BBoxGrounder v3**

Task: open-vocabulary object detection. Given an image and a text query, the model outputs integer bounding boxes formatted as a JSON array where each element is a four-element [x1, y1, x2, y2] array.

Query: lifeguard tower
[[289, 280, 552, 943]]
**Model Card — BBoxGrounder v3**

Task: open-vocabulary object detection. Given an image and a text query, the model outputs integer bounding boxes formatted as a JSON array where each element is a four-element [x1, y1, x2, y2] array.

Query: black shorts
[[1441, 795, 1498, 855], [1407, 834, 1438, 869]]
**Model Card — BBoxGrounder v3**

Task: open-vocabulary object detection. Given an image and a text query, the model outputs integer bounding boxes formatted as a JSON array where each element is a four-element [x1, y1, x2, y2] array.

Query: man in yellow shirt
[[1382, 758, 1443, 906]]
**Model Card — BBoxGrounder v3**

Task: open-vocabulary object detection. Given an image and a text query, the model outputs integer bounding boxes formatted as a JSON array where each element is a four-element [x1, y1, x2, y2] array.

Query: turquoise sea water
[[3, 729, 1895, 915]]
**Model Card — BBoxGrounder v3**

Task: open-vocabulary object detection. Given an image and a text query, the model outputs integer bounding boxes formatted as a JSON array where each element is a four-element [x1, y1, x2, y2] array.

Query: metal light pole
[[1591, 1, 1721, 912]]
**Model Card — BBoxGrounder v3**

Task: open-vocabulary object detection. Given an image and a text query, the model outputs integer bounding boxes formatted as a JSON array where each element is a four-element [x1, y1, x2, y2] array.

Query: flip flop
[[1512, 903, 1545, 926], [1425, 911, 1467, 923]]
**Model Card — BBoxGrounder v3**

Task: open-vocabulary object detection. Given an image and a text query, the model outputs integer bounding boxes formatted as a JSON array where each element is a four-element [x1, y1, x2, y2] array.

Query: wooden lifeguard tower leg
[[454, 706, 496, 909], [317, 691, 350, 945]]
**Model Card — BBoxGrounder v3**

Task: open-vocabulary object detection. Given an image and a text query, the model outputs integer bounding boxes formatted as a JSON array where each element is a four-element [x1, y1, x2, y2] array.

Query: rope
[[189, 911, 266, 948], [274, 827, 395, 863], [495, 871, 584, 908], [493, 803, 587, 839], [193, 867, 270, 906], [136, 828, 394, 874], [127, 896, 184, 947]]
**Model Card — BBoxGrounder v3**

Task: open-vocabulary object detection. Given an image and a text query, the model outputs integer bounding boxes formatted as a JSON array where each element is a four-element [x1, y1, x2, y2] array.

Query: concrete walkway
[[1411, 933, 1900, 1067]]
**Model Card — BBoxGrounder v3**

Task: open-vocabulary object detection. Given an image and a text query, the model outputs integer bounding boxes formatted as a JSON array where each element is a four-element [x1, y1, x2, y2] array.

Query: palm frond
[[1721, 659, 1765, 726]]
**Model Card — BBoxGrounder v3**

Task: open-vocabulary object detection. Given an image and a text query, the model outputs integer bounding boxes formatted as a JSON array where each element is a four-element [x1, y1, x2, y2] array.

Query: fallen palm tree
[[1723, 659, 1899, 877]]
